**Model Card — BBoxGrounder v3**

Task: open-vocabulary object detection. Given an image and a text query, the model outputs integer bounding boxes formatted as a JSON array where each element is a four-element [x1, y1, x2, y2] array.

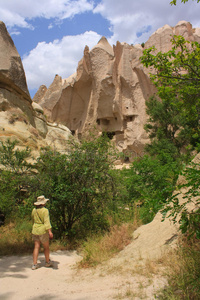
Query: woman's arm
[[44, 209, 53, 239]]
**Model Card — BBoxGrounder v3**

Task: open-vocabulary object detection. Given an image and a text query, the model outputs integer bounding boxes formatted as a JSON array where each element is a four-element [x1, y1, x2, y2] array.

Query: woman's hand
[[48, 229, 53, 240]]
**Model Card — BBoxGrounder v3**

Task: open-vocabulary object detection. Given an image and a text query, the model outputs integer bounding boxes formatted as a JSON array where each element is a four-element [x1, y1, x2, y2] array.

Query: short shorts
[[32, 232, 49, 243]]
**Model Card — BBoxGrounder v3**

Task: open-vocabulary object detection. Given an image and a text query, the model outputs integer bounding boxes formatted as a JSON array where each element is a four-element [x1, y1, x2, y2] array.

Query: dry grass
[[79, 222, 138, 268], [0, 221, 72, 256], [155, 237, 200, 299], [0, 221, 33, 256]]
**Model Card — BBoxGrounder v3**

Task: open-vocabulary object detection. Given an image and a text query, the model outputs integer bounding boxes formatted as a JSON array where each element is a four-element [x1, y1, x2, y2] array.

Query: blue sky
[[0, 0, 199, 98]]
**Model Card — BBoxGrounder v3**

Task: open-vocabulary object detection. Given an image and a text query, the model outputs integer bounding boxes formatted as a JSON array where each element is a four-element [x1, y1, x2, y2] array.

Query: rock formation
[[0, 21, 35, 126], [33, 20, 200, 161], [0, 21, 71, 156], [1, 20, 199, 161]]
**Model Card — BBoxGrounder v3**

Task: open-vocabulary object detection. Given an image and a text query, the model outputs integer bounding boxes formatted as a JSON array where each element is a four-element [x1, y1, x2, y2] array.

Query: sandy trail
[[0, 250, 166, 300], [0, 212, 178, 300]]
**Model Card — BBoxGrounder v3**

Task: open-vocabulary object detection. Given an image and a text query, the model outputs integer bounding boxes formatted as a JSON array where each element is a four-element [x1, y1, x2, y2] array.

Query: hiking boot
[[45, 260, 53, 268], [32, 264, 39, 270]]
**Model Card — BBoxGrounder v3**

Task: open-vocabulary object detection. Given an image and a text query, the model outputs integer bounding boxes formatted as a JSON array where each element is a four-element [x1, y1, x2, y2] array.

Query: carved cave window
[[124, 156, 130, 163], [96, 119, 111, 126], [102, 131, 115, 140], [101, 119, 110, 126], [127, 116, 134, 122]]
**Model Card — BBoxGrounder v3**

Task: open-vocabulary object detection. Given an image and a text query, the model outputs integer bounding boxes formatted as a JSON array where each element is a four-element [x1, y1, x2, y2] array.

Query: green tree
[[162, 161, 200, 238], [0, 140, 33, 218], [126, 151, 180, 223], [141, 36, 200, 235], [34, 135, 119, 238], [125, 35, 200, 224], [141, 36, 200, 153]]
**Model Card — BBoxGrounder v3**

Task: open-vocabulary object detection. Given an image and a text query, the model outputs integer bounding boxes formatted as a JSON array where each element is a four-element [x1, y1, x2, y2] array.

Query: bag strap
[[35, 209, 43, 224]]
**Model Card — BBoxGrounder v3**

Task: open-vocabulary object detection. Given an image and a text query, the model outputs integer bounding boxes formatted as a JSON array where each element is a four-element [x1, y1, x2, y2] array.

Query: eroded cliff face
[[0, 21, 71, 156], [0, 21, 35, 126], [33, 21, 200, 161], [33, 37, 154, 160]]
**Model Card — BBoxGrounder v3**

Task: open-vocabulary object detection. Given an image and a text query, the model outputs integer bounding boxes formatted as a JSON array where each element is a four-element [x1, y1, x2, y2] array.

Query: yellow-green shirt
[[31, 207, 52, 235]]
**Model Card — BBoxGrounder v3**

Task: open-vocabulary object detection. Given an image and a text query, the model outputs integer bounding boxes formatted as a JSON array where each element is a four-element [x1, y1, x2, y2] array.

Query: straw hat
[[34, 195, 49, 206]]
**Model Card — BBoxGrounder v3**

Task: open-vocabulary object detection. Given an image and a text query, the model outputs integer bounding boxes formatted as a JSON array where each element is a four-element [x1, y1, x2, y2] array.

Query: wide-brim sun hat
[[34, 195, 49, 206]]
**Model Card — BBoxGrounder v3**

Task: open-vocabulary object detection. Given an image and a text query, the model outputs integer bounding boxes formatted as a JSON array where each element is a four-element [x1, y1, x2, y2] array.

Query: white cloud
[[94, 0, 200, 44], [10, 30, 21, 36], [48, 23, 54, 30], [1, 0, 200, 95], [0, 7, 33, 29], [0, 0, 93, 29], [22, 31, 101, 91]]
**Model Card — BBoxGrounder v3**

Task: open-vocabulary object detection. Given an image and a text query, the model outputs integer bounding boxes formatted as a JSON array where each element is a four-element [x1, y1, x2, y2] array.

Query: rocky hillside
[[1, 20, 200, 159], [0, 21, 72, 156], [33, 20, 200, 161]]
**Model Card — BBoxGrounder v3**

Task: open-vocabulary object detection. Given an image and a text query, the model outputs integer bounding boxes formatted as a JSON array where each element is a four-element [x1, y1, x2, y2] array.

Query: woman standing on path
[[31, 195, 53, 270]]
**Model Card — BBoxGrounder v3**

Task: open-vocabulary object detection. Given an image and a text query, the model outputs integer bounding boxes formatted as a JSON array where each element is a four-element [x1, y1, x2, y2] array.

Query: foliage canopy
[[170, 0, 200, 4], [140, 35, 200, 236], [0, 135, 121, 239], [34, 135, 119, 237], [162, 161, 200, 238], [0, 140, 33, 217], [141, 36, 200, 153]]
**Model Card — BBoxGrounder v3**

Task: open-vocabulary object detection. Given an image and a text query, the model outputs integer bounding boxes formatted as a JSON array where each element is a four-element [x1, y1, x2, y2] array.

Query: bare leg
[[33, 240, 40, 265], [43, 241, 50, 263]]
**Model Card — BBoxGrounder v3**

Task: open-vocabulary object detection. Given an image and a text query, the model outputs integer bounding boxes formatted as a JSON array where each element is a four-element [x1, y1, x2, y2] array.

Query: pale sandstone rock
[[0, 21, 72, 155], [1, 20, 199, 161], [193, 28, 200, 43], [144, 20, 196, 53], [0, 21, 35, 127], [0, 21, 30, 96], [0, 88, 35, 127], [0, 110, 72, 157], [32, 85, 47, 103], [174, 20, 194, 40], [144, 24, 174, 52], [34, 21, 200, 160], [0, 111, 41, 150], [32, 101, 44, 114], [45, 122, 72, 152]]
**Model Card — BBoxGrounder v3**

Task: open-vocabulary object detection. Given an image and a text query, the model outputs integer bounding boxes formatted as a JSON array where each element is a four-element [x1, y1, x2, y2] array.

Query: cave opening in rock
[[102, 131, 115, 140]]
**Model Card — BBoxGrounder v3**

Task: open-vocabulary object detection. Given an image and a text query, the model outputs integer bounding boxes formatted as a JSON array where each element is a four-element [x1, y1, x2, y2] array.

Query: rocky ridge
[[1, 20, 200, 160], [0, 21, 71, 156], [33, 20, 200, 161]]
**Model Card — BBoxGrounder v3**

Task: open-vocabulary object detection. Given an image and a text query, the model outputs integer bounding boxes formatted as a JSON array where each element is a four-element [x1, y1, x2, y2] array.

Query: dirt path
[[0, 250, 166, 300], [0, 212, 179, 300]]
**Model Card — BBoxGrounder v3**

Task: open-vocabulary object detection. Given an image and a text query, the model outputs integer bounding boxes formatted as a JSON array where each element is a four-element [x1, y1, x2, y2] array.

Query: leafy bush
[[162, 161, 200, 238], [0, 140, 33, 218], [33, 134, 120, 238], [0, 136, 133, 241], [125, 154, 179, 223], [141, 36, 200, 152]]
